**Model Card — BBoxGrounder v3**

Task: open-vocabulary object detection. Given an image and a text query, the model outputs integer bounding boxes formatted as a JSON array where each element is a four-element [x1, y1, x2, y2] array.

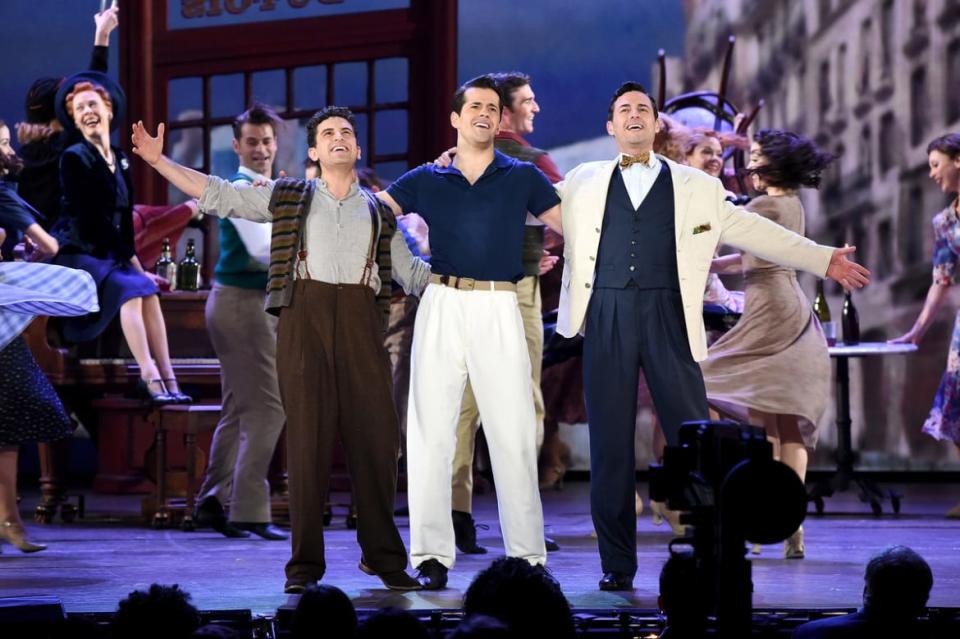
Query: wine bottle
[[813, 280, 836, 346], [177, 238, 201, 291], [841, 290, 860, 345], [155, 237, 177, 291]]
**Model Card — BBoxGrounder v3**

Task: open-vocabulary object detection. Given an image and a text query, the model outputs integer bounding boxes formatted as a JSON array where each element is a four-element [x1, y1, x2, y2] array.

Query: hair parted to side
[[927, 132, 960, 159], [750, 128, 835, 190], [490, 71, 532, 109], [451, 74, 505, 115], [232, 102, 283, 140], [305, 106, 357, 151], [607, 81, 659, 121], [64, 81, 113, 119]]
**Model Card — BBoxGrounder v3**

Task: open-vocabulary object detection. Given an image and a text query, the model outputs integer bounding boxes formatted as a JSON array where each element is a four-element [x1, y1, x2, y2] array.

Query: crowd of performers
[[1, 5, 958, 594]]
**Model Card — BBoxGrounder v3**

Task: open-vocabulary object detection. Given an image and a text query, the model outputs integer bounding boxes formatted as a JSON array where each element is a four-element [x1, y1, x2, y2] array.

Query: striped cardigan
[[264, 177, 396, 328]]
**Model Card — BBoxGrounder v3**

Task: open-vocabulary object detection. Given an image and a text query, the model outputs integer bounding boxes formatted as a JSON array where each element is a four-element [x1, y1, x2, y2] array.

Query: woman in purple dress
[[890, 133, 960, 518]]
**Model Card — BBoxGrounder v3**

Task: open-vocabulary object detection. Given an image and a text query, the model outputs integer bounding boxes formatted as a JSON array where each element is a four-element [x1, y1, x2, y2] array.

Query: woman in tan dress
[[700, 129, 835, 559]]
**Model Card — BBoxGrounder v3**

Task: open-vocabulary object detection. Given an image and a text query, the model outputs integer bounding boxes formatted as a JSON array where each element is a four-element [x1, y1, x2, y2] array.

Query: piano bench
[[151, 404, 221, 531]]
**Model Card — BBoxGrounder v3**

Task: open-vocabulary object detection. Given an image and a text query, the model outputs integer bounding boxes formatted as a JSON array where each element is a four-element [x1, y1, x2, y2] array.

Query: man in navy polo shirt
[[377, 74, 563, 590]]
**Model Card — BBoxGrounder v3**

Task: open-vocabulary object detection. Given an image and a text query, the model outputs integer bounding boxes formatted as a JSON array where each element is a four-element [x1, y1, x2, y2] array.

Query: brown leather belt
[[429, 274, 517, 292]]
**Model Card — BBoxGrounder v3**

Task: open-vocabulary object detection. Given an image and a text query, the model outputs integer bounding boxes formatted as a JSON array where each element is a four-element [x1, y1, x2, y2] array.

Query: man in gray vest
[[194, 103, 287, 540]]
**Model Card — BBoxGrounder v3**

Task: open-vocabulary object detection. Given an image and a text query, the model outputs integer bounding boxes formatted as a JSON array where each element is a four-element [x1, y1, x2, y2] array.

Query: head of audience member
[[606, 81, 661, 156], [291, 584, 357, 639], [303, 156, 321, 181], [0, 120, 24, 178], [305, 106, 361, 175], [927, 132, 960, 196], [683, 129, 724, 178], [658, 551, 706, 637], [449, 614, 511, 639], [111, 584, 201, 639], [491, 71, 538, 136], [192, 623, 240, 639], [862, 545, 933, 621], [64, 80, 114, 146], [232, 102, 282, 178], [748, 128, 834, 194], [355, 607, 429, 639], [463, 557, 575, 639], [451, 74, 504, 149]]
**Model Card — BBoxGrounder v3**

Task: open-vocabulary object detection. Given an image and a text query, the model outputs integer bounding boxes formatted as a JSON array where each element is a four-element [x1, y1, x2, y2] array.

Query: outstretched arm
[[889, 282, 950, 345]]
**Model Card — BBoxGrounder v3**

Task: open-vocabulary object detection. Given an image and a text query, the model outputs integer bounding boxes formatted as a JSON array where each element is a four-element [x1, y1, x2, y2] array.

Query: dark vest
[[594, 162, 679, 290]]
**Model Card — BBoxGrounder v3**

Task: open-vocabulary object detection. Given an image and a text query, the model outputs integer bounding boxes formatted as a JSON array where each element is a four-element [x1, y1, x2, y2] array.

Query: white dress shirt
[[228, 166, 273, 266], [617, 152, 662, 210]]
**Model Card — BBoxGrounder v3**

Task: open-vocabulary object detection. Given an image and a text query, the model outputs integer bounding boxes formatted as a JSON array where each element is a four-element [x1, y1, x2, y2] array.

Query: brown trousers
[[277, 280, 407, 582]]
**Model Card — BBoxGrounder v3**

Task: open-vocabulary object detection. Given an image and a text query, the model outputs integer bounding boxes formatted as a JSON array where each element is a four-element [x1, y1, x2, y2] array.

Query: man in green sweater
[[194, 103, 288, 540]]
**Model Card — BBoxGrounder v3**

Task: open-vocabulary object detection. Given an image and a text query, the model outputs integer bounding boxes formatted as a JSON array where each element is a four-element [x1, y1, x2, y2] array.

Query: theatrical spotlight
[[649, 420, 808, 639]]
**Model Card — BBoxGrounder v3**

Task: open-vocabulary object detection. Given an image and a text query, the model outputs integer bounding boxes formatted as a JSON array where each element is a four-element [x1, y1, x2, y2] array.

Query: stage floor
[[1, 480, 958, 614]]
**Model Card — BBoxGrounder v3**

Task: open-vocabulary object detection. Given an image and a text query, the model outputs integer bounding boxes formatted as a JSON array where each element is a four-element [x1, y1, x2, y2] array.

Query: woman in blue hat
[[51, 72, 187, 404]]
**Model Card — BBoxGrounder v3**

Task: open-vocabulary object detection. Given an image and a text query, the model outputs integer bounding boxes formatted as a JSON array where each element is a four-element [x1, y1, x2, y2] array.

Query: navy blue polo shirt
[[386, 150, 560, 282]]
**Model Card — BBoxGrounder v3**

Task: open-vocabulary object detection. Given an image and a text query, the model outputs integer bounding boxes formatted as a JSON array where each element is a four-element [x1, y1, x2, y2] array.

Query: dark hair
[[357, 166, 384, 191], [449, 614, 510, 639], [232, 102, 282, 141], [305, 106, 357, 151], [452, 74, 505, 115], [607, 81, 659, 121], [464, 557, 575, 639], [863, 545, 933, 616], [750, 128, 835, 190], [291, 584, 356, 639], [0, 120, 23, 177], [24, 76, 62, 124], [927, 133, 960, 159], [490, 71, 532, 110], [111, 584, 201, 639], [356, 607, 429, 639]]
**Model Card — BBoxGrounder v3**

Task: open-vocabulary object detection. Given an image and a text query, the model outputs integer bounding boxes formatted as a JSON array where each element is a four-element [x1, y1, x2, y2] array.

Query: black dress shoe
[[452, 510, 487, 554], [136, 378, 177, 406], [359, 560, 421, 591], [415, 558, 448, 590], [193, 497, 248, 538], [233, 522, 288, 540], [545, 536, 560, 552], [598, 571, 634, 591]]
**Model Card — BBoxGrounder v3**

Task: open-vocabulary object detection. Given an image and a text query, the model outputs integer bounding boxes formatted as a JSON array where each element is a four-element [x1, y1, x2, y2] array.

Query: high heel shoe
[[0, 521, 47, 553], [162, 378, 193, 404], [137, 378, 177, 406], [650, 500, 687, 537], [784, 526, 804, 559]]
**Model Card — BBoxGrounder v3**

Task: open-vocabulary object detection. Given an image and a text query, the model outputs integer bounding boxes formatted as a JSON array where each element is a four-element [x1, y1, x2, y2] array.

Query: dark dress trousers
[[582, 163, 709, 576]]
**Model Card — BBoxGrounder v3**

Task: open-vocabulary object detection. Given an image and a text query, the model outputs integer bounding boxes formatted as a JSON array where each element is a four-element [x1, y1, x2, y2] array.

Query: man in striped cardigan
[[131, 107, 430, 594]]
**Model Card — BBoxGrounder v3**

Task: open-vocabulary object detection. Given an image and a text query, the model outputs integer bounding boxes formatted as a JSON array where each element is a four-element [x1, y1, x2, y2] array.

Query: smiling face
[[233, 122, 277, 177], [748, 141, 769, 192], [504, 83, 539, 135], [686, 137, 723, 178], [71, 89, 112, 142], [307, 116, 360, 171], [928, 150, 960, 194], [0, 125, 12, 159], [451, 86, 501, 146], [606, 90, 660, 154]]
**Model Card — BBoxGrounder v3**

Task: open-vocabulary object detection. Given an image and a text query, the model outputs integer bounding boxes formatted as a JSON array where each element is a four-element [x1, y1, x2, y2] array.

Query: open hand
[[131, 121, 165, 166], [888, 330, 921, 346], [94, 5, 120, 45], [539, 250, 560, 275], [825, 245, 870, 291]]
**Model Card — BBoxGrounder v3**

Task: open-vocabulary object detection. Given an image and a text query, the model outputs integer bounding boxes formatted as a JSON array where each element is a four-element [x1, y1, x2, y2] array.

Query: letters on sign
[[181, 0, 346, 19]]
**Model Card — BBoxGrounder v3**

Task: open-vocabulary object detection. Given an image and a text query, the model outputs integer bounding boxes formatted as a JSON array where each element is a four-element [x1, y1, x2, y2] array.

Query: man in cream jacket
[[555, 82, 869, 592]]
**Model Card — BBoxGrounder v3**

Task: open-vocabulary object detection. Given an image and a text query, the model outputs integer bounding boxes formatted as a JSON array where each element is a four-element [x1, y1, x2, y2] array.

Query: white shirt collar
[[237, 165, 270, 182]]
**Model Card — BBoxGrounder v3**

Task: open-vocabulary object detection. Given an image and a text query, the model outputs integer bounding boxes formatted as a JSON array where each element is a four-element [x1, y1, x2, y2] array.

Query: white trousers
[[407, 283, 546, 569]]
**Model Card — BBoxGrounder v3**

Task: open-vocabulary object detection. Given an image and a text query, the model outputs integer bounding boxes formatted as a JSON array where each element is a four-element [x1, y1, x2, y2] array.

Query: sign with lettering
[[170, 0, 409, 30]]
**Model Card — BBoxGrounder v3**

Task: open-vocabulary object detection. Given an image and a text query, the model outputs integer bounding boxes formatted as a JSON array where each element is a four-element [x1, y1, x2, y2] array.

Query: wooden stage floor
[[1, 480, 958, 614]]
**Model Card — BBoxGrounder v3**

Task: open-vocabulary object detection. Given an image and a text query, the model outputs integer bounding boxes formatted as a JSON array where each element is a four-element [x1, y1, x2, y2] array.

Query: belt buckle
[[459, 277, 476, 291]]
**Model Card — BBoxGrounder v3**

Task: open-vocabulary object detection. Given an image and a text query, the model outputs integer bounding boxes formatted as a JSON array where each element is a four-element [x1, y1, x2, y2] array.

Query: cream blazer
[[555, 156, 834, 362]]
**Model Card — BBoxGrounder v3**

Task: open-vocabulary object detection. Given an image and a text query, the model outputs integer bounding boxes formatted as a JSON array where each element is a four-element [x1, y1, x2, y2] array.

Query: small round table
[[808, 342, 917, 515]]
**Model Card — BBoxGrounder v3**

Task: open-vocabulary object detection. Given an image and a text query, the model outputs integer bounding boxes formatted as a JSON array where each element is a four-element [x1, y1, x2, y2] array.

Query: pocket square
[[692, 223, 712, 235]]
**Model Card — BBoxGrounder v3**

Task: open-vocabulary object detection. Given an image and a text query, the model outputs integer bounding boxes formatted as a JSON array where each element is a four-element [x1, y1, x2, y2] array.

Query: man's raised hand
[[825, 245, 871, 291], [131, 121, 165, 166]]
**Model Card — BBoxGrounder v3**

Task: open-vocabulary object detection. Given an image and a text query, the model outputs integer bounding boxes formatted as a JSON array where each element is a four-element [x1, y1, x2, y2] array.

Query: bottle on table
[[155, 237, 177, 292], [177, 238, 201, 291], [841, 290, 860, 345], [813, 279, 836, 346]]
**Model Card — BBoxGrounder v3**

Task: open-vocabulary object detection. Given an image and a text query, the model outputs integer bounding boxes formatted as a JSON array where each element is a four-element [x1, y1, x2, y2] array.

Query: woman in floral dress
[[890, 133, 960, 517]]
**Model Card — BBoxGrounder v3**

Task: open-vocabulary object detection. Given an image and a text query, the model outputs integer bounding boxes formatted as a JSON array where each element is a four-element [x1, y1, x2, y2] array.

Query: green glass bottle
[[813, 280, 836, 346], [177, 238, 201, 291]]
